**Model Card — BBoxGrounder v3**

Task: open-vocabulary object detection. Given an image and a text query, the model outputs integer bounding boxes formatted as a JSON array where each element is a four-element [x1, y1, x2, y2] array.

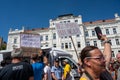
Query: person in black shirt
[[0, 48, 34, 80]]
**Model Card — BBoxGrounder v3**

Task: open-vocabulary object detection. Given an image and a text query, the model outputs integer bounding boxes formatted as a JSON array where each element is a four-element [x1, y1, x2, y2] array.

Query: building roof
[[83, 18, 116, 26]]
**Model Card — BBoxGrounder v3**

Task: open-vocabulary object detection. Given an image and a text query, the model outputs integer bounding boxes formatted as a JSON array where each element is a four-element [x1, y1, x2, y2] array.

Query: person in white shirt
[[43, 59, 52, 80]]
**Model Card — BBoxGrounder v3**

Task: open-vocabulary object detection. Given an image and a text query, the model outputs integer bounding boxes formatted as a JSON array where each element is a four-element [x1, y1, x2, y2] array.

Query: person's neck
[[55, 65, 59, 68], [85, 68, 100, 80], [12, 59, 21, 63], [32, 60, 37, 63]]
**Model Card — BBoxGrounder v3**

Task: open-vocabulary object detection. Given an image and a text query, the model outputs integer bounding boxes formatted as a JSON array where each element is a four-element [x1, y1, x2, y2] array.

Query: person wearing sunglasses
[[79, 35, 112, 80]]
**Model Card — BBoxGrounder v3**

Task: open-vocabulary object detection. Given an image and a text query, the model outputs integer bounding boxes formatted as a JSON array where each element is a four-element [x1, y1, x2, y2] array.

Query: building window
[[40, 36, 43, 41], [75, 20, 78, 22], [65, 43, 68, 49], [41, 44, 43, 47], [45, 35, 48, 41], [53, 44, 56, 48], [112, 51, 115, 57], [61, 43, 64, 49], [106, 29, 110, 35], [65, 36, 67, 38], [45, 44, 48, 47], [69, 42, 72, 49], [14, 38, 17, 44], [93, 41, 97, 47], [113, 28, 117, 34], [64, 21, 66, 23], [77, 42, 81, 48], [85, 31, 89, 37], [53, 33, 56, 39], [53, 23, 54, 25], [92, 30, 95, 36], [109, 40, 112, 45], [86, 41, 90, 46], [76, 34, 80, 37], [116, 39, 120, 45], [67, 21, 70, 23]]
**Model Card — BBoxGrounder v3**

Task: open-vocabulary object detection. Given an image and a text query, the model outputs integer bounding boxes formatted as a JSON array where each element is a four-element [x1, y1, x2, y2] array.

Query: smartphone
[[94, 27, 102, 40]]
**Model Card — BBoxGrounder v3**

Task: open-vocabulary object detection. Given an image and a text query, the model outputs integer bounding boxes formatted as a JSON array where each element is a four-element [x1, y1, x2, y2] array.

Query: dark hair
[[31, 53, 38, 60], [80, 46, 98, 64]]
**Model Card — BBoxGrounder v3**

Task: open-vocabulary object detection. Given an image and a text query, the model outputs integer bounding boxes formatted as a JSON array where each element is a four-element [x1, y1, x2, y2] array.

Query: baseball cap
[[11, 48, 23, 58], [54, 58, 59, 62], [63, 59, 69, 63]]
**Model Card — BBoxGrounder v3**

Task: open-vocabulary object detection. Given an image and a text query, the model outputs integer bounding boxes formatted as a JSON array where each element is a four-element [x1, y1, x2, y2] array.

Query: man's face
[[86, 49, 106, 73], [62, 61, 67, 66], [54, 61, 59, 67], [117, 54, 120, 63], [117, 57, 120, 63], [38, 50, 43, 56]]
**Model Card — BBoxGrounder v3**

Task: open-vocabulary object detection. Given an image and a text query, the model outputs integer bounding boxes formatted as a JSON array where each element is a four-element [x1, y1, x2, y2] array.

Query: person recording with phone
[[80, 27, 112, 80]]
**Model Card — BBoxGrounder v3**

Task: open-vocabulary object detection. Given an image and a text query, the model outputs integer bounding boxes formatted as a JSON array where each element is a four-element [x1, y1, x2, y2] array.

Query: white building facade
[[7, 13, 120, 62]]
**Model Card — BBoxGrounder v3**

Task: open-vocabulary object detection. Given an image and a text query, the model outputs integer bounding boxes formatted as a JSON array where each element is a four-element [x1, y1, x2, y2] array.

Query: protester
[[0, 60, 6, 72], [79, 35, 112, 80], [51, 58, 63, 80], [43, 58, 52, 80], [38, 49, 48, 64], [116, 53, 120, 80], [31, 53, 44, 80], [108, 61, 116, 80], [62, 59, 72, 80], [0, 48, 34, 80]]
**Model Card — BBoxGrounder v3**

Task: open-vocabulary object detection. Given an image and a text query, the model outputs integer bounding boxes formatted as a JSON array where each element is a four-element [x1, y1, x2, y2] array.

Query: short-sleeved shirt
[[0, 62, 33, 80], [51, 66, 63, 79], [32, 62, 44, 80], [63, 64, 72, 80], [44, 65, 52, 80]]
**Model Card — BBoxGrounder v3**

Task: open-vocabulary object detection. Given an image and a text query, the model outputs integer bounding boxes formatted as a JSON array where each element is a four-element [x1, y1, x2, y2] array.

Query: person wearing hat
[[0, 48, 34, 80], [62, 59, 72, 80], [51, 58, 63, 80]]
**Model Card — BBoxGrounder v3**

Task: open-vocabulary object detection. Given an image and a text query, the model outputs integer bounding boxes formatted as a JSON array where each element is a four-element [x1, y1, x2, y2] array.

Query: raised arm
[[101, 35, 112, 67]]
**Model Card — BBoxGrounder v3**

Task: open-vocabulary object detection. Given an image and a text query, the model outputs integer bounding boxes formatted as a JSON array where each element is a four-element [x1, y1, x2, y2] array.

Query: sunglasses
[[85, 56, 105, 61]]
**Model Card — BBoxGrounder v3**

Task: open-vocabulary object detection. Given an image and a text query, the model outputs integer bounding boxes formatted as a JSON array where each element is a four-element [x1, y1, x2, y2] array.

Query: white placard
[[55, 23, 81, 37], [20, 33, 40, 48]]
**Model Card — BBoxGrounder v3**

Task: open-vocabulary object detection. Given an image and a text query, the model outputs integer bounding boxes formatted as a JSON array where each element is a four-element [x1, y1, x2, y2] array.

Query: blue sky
[[0, 0, 120, 42]]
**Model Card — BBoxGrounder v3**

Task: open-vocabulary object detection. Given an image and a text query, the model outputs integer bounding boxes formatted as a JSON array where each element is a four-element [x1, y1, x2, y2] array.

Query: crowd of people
[[0, 48, 73, 80], [0, 34, 120, 80]]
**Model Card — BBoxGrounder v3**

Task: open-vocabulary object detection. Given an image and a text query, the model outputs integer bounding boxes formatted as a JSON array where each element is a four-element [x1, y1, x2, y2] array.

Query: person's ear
[[84, 58, 91, 66]]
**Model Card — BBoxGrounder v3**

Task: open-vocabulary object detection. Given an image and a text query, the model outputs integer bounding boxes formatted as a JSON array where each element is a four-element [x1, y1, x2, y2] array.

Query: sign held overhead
[[55, 23, 81, 37], [20, 33, 40, 48]]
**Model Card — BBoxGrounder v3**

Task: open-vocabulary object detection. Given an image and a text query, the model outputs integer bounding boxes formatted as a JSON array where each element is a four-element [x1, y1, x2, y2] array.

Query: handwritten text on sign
[[55, 23, 81, 37], [20, 33, 40, 48]]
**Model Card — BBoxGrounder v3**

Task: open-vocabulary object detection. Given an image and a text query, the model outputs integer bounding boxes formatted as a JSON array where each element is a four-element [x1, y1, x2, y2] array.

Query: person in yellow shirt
[[62, 59, 72, 80]]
